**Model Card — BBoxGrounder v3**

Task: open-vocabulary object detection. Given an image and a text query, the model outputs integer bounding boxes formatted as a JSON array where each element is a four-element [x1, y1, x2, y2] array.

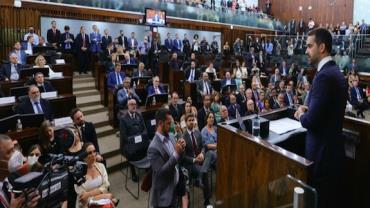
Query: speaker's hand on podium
[[294, 105, 307, 120]]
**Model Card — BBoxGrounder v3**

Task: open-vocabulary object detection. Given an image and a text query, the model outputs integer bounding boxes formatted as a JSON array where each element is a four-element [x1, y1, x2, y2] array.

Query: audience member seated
[[119, 99, 148, 182], [227, 94, 241, 118], [169, 92, 183, 122], [274, 92, 286, 108], [71, 108, 103, 161], [33, 55, 60, 77], [200, 112, 217, 173], [107, 62, 125, 90], [277, 80, 286, 93], [348, 69, 359, 88], [197, 94, 212, 130], [122, 52, 136, 65], [257, 91, 267, 113], [16, 85, 53, 120], [180, 101, 198, 130], [75, 142, 119, 208], [186, 96, 198, 116], [236, 84, 247, 110], [269, 88, 279, 109], [147, 76, 165, 96], [280, 61, 289, 77], [350, 80, 369, 118], [210, 92, 222, 122], [22, 35, 35, 55], [34, 72, 56, 92], [270, 68, 282, 85], [39, 120, 60, 155], [117, 77, 141, 108], [285, 83, 296, 106], [185, 61, 201, 83], [169, 52, 182, 70], [219, 105, 232, 122], [38, 36, 52, 47], [24, 26, 39, 45], [197, 72, 213, 100], [221, 71, 236, 90], [205, 62, 218, 80], [182, 113, 212, 207], [245, 99, 257, 116], [0, 53, 23, 81], [11, 41, 27, 65], [132, 62, 151, 77]]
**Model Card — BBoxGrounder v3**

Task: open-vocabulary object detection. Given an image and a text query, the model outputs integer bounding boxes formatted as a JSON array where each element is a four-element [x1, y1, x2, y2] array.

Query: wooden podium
[[216, 108, 312, 207]]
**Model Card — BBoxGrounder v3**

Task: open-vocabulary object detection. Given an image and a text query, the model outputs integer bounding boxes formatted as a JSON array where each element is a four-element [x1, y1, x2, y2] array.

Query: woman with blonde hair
[[34, 54, 61, 77]]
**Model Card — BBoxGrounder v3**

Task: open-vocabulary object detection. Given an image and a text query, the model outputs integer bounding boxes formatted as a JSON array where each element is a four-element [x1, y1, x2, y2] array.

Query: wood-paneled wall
[[259, 0, 354, 25], [0, 0, 273, 61]]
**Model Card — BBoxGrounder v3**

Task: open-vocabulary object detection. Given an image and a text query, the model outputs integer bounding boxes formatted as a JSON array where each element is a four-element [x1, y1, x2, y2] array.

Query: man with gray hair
[[0, 53, 22, 81], [16, 85, 53, 120]]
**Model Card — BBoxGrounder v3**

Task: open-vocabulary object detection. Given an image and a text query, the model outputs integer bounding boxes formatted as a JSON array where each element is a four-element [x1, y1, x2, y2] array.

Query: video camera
[[10, 152, 87, 208]]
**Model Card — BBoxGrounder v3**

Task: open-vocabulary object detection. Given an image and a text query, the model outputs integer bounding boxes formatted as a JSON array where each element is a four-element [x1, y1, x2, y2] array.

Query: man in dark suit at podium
[[294, 28, 347, 208], [16, 85, 53, 121]]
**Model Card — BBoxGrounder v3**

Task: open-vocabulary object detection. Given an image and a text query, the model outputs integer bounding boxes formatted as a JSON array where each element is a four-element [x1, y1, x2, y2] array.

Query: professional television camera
[[10, 153, 87, 208]]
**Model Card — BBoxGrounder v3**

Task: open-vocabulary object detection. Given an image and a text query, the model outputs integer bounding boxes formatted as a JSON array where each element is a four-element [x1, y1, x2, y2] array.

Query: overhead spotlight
[[14, 0, 22, 8]]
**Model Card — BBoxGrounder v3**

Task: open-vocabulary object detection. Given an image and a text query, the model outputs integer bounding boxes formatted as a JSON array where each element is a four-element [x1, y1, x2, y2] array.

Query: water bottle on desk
[[16, 119, 22, 132], [152, 96, 156, 106], [252, 115, 260, 137]]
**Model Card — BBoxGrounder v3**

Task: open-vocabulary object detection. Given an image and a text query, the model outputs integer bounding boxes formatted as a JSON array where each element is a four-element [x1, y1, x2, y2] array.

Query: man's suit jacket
[[127, 38, 138, 50], [269, 96, 279, 109], [147, 133, 179, 207], [196, 80, 213, 96], [227, 103, 242, 118], [117, 35, 128, 49], [185, 68, 201, 81], [132, 70, 151, 77], [221, 78, 236, 88], [169, 103, 183, 122], [173, 39, 183, 52], [197, 107, 212, 130], [89, 32, 102, 53], [119, 112, 147, 160], [37, 81, 56, 93], [79, 121, 100, 153], [60, 32, 75, 52], [349, 87, 365, 106], [117, 87, 141, 107], [270, 74, 281, 84], [107, 71, 125, 90], [101, 35, 112, 50], [75, 33, 90, 52], [46, 28, 61, 46], [164, 38, 173, 51], [21, 42, 35, 52], [182, 129, 203, 167], [16, 98, 53, 121], [299, 60, 347, 176], [11, 50, 27, 65], [0, 63, 22, 81], [169, 59, 182, 70], [122, 58, 137, 65], [147, 85, 165, 96]]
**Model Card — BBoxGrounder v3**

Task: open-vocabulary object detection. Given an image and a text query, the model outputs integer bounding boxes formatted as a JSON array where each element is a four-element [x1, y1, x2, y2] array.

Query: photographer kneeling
[[74, 142, 119, 208]]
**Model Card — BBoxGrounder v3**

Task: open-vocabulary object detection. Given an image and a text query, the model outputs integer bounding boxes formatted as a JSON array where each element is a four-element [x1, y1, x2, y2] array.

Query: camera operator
[[0, 134, 40, 208], [74, 142, 119, 208]]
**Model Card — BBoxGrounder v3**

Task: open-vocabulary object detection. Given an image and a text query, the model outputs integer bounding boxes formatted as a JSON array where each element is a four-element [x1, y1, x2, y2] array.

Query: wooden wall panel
[[259, 0, 353, 26], [0, 1, 274, 60]]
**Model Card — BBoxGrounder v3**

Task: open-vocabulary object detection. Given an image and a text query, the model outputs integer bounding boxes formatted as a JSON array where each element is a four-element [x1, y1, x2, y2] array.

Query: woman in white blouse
[[34, 54, 62, 77], [205, 62, 218, 80], [74, 142, 118, 208]]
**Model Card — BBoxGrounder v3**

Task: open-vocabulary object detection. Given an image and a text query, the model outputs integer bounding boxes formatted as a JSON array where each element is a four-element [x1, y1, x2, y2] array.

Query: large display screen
[[145, 8, 166, 27]]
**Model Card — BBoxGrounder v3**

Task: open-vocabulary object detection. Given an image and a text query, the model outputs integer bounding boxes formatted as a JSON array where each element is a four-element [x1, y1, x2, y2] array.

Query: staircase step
[[73, 86, 96, 92], [76, 94, 101, 105], [82, 106, 107, 116], [106, 154, 127, 173], [98, 134, 120, 156], [73, 72, 93, 77], [96, 126, 116, 138], [73, 81, 95, 89], [73, 77, 95, 84], [74, 90, 100, 98], [85, 111, 109, 125], [77, 101, 101, 108]]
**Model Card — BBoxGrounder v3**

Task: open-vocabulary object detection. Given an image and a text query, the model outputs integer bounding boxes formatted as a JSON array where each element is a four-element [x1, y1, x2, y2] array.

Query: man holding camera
[[0, 135, 40, 208], [147, 108, 186, 208]]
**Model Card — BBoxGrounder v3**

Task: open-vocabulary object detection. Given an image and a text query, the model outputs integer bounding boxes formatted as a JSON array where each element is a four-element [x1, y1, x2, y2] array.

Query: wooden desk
[[0, 76, 73, 96], [216, 108, 312, 207], [0, 94, 76, 119], [169, 70, 185, 97], [159, 62, 169, 84], [52, 63, 73, 77]]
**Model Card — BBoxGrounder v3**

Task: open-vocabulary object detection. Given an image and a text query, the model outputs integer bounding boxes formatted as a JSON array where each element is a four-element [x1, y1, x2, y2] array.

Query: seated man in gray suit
[[182, 113, 212, 207], [196, 72, 213, 103], [147, 108, 186, 208], [120, 99, 148, 182], [117, 77, 141, 108]]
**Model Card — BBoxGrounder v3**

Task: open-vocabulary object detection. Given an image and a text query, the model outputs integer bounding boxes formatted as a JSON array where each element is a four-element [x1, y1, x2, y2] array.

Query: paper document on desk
[[269, 118, 303, 135]]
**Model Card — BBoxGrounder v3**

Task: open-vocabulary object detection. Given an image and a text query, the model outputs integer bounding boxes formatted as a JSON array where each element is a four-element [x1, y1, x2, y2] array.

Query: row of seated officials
[[0, 107, 120, 207]]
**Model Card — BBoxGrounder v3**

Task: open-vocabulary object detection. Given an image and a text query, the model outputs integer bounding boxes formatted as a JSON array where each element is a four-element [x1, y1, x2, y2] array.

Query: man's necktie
[[34, 102, 43, 114], [191, 132, 199, 156]]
